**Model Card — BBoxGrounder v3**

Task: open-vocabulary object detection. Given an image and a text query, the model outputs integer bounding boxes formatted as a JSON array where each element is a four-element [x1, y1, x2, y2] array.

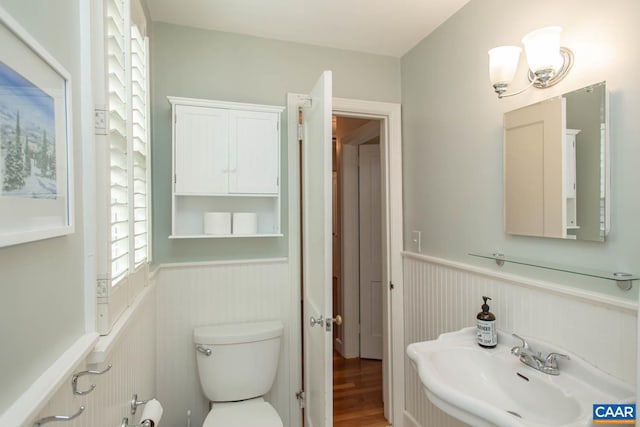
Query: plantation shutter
[[130, 24, 148, 267], [98, 0, 150, 334], [107, 0, 130, 285]]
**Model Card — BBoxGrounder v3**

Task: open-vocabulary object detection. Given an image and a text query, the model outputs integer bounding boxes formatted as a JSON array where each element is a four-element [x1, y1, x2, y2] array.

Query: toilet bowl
[[194, 320, 284, 427]]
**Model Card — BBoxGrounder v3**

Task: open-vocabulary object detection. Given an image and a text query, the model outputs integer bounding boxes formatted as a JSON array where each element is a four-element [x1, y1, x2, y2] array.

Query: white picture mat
[[0, 6, 73, 247]]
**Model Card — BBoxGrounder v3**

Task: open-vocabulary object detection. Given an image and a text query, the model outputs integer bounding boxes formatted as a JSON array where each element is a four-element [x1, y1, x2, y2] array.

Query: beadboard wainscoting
[[30, 284, 157, 427], [402, 252, 637, 427], [155, 258, 292, 427]]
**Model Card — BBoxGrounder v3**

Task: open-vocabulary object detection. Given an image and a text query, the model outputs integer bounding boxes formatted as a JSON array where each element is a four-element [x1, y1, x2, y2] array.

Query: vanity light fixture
[[489, 26, 574, 98]]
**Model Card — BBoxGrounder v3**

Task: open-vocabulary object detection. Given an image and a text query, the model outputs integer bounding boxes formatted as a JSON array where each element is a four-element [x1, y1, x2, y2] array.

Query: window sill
[[87, 279, 156, 365], [0, 332, 99, 427]]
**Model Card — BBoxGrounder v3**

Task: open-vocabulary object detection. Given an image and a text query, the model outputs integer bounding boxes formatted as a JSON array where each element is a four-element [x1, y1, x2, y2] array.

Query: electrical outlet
[[411, 230, 421, 253], [94, 108, 107, 135]]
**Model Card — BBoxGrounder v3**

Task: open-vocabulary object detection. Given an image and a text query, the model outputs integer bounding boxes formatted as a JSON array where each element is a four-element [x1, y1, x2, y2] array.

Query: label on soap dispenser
[[476, 319, 497, 347]]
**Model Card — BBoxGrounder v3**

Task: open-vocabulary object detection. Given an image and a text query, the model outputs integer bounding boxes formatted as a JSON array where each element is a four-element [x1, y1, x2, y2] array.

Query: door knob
[[310, 315, 325, 327], [324, 314, 342, 331]]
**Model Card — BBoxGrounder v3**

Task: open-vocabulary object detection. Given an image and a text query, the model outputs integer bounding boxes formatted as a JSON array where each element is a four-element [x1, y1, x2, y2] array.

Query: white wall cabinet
[[565, 129, 580, 235], [169, 97, 284, 238]]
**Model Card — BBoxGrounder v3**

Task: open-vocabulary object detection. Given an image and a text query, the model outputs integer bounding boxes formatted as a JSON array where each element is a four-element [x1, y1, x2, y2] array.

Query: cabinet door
[[174, 105, 229, 194], [228, 110, 280, 194]]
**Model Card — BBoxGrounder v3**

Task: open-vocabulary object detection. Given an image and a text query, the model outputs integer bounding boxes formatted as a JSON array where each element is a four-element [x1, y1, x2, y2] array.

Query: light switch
[[411, 230, 421, 253]]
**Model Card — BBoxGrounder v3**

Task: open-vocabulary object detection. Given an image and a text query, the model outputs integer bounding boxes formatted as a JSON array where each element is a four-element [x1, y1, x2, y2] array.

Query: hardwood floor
[[333, 352, 388, 427]]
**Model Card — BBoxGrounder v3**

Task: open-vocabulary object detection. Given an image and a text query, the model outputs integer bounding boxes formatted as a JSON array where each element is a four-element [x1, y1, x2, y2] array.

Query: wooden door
[[302, 70, 333, 427], [358, 144, 383, 360], [504, 96, 565, 238]]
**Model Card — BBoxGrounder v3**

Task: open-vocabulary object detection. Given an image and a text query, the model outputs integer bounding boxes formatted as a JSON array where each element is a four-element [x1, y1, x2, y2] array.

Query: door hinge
[[390, 281, 395, 290], [300, 95, 312, 108], [295, 390, 305, 408], [94, 108, 107, 135], [96, 275, 110, 304]]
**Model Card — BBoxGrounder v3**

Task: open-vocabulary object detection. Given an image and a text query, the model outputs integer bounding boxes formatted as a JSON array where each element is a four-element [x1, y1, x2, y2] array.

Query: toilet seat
[[203, 399, 283, 427]]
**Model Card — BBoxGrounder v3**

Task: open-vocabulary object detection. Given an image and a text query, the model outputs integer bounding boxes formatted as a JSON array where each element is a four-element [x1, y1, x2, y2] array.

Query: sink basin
[[407, 327, 635, 427]]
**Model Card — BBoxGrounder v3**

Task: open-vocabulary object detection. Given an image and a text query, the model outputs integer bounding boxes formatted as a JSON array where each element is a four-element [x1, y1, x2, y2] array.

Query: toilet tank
[[193, 320, 283, 402]]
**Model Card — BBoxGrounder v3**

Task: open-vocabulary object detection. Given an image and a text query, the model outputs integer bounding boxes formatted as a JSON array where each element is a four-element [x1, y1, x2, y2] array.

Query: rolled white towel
[[141, 398, 163, 427]]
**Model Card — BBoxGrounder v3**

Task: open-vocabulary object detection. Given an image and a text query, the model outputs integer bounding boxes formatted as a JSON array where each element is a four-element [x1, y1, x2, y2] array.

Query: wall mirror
[[503, 81, 609, 241]]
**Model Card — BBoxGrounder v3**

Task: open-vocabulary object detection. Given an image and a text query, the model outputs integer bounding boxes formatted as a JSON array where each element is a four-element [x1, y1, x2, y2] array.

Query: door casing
[[287, 95, 404, 427]]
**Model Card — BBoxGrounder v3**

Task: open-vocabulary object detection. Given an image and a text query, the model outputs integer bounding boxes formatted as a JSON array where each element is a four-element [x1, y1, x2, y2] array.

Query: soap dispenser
[[476, 296, 497, 348]]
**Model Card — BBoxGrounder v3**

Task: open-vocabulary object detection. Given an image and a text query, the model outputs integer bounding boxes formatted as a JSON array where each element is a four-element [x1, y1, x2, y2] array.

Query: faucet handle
[[544, 352, 570, 368], [511, 333, 530, 356]]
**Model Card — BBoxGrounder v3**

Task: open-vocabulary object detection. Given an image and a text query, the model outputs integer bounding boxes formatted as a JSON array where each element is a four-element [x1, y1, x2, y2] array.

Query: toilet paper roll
[[232, 212, 258, 235], [141, 399, 163, 427], [204, 212, 231, 235]]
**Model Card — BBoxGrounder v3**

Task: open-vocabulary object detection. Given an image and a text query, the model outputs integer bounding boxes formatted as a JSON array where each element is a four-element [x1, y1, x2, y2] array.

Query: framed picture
[[0, 6, 74, 248]]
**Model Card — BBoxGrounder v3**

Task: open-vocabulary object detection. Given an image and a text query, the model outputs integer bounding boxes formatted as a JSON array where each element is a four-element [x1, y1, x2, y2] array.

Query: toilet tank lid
[[194, 320, 284, 345]]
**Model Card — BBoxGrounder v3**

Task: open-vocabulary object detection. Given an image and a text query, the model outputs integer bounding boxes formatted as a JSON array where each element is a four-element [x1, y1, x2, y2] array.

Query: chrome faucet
[[511, 333, 570, 375]]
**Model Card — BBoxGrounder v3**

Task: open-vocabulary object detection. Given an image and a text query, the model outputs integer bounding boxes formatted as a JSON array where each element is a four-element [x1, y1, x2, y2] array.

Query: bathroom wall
[[30, 285, 157, 427], [149, 24, 403, 427], [401, 0, 640, 299], [155, 260, 291, 427], [402, 254, 637, 426], [0, 0, 87, 414], [150, 21, 401, 263], [400, 0, 640, 425]]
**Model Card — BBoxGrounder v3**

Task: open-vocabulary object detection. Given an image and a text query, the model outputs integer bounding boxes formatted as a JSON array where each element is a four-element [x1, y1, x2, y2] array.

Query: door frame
[[287, 95, 404, 427]]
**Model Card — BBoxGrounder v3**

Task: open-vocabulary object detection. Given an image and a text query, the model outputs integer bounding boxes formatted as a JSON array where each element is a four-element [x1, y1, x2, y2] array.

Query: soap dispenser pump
[[476, 296, 497, 348]]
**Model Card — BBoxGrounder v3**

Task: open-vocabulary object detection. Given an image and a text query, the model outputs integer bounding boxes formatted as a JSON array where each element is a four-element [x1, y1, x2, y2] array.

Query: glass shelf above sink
[[469, 252, 638, 290]]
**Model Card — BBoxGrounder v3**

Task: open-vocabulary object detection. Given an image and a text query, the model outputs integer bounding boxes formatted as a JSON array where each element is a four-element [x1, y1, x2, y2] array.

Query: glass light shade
[[488, 46, 522, 85], [522, 26, 562, 73]]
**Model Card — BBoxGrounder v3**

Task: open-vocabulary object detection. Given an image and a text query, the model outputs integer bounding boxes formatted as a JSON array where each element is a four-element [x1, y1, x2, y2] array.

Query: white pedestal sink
[[407, 327, 634, 427]]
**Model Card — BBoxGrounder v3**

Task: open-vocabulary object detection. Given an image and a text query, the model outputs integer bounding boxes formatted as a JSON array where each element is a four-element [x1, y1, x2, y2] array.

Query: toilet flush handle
[[196, 345, 212, 356]]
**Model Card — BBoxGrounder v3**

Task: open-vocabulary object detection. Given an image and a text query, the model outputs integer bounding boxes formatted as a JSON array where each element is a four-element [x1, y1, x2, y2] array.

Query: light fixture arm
[[494, 78, 536, 99]]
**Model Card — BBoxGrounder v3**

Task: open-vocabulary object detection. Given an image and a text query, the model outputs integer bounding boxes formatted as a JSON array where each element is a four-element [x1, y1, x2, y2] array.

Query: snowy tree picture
[[0, 60, 57, 199]]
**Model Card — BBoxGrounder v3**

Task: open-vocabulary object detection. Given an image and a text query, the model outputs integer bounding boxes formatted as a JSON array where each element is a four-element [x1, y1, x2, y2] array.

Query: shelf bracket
[[614, 273, 633, 291]]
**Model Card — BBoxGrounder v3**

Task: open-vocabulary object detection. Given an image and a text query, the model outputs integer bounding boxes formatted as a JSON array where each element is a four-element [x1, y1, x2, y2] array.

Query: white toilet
[[193, 320, 284, 427]]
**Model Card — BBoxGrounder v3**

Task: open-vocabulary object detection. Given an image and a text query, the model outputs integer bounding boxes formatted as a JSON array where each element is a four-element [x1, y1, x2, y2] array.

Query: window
[[97, 0, 150, 334]]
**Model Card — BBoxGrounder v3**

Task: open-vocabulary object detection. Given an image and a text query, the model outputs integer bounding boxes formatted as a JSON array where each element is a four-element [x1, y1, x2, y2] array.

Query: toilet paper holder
[[130, 393, 149, 415], [121, 417, 152, 427]]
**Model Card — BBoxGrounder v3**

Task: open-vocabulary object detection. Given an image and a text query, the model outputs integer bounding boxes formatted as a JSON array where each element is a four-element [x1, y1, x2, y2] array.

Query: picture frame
[[0, 6, 74, 248]]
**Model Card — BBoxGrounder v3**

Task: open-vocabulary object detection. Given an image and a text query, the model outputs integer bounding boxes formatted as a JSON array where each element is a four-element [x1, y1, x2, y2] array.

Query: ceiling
[[145, 0, 471, 57]]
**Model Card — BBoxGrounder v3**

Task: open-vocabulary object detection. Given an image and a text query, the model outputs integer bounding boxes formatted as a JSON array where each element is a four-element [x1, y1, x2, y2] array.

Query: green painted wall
[[151, 22, 401, 263], [401, 0, 640, 299], [0, 0, 85, 413]]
